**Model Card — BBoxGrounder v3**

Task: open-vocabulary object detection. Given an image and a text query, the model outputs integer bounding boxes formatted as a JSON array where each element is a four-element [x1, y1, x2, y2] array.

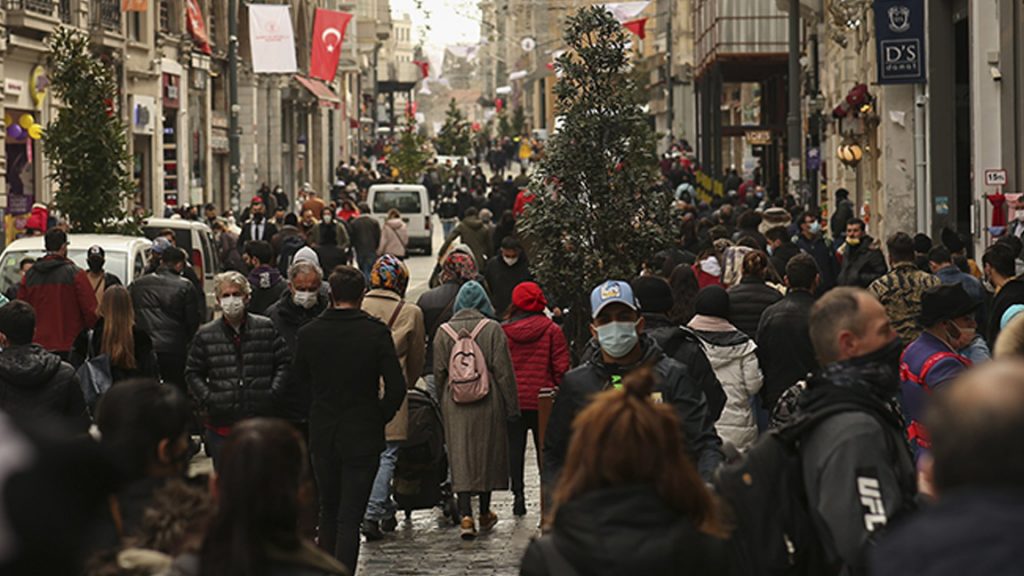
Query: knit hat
[[694, 285, 730, 318], [370, 254, 410, 296], [1001, 304, 1024, 331], [631, 276, 673, 314], [913, 233, 933, 255], [941, 227, 965, 253], [759, 207, 792, 235], [511, 281, 547, 313], [293, 246, 320, 269], [454, 280, 495, 318]]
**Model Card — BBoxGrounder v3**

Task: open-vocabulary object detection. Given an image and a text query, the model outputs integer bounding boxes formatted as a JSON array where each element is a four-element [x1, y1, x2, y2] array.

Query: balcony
[[4, 0, 61, 34]]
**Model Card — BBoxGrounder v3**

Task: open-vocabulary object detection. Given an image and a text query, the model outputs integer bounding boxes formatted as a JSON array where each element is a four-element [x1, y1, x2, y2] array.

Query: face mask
[[323, 215, 333, 224], [847, 337, 904, 394], [809, 221, 821, 234], [292, 290, 318, 309], [946, 321, 976, 347], [503, 256, 519, 267], [253, 213, 264, 222], [847, 236, 861, 247], [596, 321, 639, 359], [87, 258, 104, 272], [220, 296, 246, 319], [766, 245, 775, 256]]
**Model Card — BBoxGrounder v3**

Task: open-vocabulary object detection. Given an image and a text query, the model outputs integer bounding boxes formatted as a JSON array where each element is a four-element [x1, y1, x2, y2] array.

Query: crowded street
[[2, 0, 1024, 575]]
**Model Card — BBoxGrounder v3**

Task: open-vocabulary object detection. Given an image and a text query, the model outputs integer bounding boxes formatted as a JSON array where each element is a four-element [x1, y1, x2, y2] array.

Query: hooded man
[[438, 207, 493, 268]]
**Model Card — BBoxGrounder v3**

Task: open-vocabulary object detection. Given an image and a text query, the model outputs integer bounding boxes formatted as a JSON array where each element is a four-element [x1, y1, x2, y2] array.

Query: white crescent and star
[[322, 27, 342, 52]]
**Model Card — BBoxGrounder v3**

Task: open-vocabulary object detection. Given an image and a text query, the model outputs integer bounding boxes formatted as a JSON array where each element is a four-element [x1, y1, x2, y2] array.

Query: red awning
[[294, 75, 341, 109]]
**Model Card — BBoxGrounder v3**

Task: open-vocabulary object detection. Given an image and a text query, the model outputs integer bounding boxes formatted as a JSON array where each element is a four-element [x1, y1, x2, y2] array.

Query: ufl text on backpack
[[440, 319, 490, 404]]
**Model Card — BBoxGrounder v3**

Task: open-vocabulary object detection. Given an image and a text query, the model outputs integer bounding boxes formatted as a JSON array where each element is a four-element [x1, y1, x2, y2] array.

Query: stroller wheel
[[405, 510, 412, 521], [444, 496, 459, 525]]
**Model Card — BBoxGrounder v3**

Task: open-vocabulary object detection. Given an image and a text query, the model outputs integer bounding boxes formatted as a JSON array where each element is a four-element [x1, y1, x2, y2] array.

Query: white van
[[141, 217, 221, 314], [366, 184, 433, 255], [0, 234, 152, 295]]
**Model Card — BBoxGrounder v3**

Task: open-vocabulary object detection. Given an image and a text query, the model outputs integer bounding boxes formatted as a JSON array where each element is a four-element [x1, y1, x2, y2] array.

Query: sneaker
[[478, 511, 498, 532], [513, 495, 526, 517], [360, 519, 383, 542], [459, 516, 477, 540], [381, 515, 398, 533]]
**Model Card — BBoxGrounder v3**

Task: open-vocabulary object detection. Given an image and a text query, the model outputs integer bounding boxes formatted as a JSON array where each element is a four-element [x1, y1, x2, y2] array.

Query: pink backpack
[[440, 320, 491, 404]]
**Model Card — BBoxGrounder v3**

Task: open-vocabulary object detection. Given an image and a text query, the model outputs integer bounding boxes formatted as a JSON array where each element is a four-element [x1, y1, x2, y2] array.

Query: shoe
[[478, 511, 498, 531], [360, 519, 383, 542], [459, 516, 477, 540], [381, 515, 398, 533], [513, 495, 526, 517]]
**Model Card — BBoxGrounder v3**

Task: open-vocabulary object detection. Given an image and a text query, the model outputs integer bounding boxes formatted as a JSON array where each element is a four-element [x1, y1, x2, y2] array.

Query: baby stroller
[[394, 387, 458, 523]]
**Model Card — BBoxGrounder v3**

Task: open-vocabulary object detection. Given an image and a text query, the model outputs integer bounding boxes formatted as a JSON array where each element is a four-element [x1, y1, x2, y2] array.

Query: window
[[373, 190, 422, 214], [159, 0, 174, 33], [129, 10, 145, 42], [721, 82, 762, 127]]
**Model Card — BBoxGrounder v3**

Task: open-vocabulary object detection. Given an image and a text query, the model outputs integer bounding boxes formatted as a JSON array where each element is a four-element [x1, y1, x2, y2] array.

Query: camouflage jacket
[[869, 263, 941, 343]]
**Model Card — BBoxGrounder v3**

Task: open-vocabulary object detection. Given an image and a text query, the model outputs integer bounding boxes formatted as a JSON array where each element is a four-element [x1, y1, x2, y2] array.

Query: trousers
[[313, 451, 380, 574], [508, 410, 540, 497], [364, 442, 399, 522]]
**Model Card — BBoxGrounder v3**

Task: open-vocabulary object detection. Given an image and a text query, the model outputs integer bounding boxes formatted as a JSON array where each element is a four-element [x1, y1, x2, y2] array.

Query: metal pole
[[808, 22, 820, 212], [786, 0, 802, 190], [372, 44, 381, 140], [665, 0, 674, 145], [228, 0, 240, 212]]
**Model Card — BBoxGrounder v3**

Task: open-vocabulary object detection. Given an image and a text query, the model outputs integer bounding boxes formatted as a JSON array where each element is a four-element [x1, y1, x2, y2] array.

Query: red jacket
[[18, 255, 98, 352], [502, 314, 569, 410]]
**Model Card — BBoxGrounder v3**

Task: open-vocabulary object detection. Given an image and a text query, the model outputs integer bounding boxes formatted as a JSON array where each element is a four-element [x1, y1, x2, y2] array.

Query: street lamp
[[372, 27, 390, 140]]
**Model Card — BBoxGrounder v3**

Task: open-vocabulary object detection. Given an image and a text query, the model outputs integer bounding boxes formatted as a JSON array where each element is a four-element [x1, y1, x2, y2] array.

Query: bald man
[[872, 360, 1024, 576]]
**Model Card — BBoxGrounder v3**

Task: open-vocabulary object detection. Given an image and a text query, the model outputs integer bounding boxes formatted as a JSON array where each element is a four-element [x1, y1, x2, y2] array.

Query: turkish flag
[[412, 59, 430, 79], [311, 8, 352, 82], [623, 18, 648, 40], [185, 0, 211, 55], [122, 0, 147, 11]]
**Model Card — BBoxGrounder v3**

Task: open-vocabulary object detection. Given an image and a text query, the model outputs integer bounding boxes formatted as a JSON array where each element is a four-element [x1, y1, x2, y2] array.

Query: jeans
[[204, 429, 227, 471], [364, 442, 399, 522], [441, 218, 456, 239], [457, 492, 492, 517], [357, 253, 376, 280], [313, 451, 380, 574], [508, 410, 540, 498]]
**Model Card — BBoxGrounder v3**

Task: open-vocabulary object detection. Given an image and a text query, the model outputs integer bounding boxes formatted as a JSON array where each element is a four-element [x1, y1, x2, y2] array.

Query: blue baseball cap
[[590, 280, 637, 319]]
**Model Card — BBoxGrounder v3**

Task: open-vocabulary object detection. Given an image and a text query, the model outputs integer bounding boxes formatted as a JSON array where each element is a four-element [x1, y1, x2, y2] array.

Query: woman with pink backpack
[[434, 280, 520, 540]]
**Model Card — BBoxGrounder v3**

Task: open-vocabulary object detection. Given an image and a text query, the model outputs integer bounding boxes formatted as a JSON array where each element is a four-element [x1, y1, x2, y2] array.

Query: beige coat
[[377, 218, 409, 258], [433, 308, 519, 492], [362, 289, 426, 441]]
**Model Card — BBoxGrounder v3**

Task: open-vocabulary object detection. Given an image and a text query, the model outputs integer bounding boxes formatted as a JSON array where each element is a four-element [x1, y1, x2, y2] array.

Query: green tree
[[511, 105, 527, 136], [390, 111, 432, 184], [519, 6, 671, 355], [497, 110, 512, 139], [45, 28, 137, 233], [434, 98, 472, 156]]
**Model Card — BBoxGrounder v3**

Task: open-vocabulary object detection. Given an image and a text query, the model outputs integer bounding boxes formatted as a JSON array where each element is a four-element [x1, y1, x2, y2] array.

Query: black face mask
[[253, 213, 265, 223], [87, 258, 104, 272]]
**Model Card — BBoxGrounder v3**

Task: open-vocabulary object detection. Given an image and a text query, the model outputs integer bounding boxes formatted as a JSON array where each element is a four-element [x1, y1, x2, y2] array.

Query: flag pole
[[228, 0, 241, 212]]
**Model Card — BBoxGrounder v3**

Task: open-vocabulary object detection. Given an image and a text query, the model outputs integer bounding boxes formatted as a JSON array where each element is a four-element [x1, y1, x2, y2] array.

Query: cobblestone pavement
[[356, 443, 542, 575]]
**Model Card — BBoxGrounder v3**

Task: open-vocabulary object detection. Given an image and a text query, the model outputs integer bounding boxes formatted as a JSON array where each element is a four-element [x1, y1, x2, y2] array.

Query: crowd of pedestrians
[[1, 147, 1024, 576]]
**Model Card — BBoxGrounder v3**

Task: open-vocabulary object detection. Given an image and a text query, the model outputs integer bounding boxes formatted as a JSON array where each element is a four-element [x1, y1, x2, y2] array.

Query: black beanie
[[632, 276, 674, 314], [695, 285, 730, 318]]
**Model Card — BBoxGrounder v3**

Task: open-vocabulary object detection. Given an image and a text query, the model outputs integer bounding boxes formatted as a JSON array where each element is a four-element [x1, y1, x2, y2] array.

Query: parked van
[[141, 218, 221, 313], [0, 234, 152, 296], [367, 184, 433, 255]]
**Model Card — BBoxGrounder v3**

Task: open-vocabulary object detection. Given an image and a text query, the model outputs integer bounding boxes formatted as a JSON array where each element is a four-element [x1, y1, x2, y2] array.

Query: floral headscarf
[[440, 251, 478, 284], [370, 254, 410, 296], [453, 280, 495, 318]]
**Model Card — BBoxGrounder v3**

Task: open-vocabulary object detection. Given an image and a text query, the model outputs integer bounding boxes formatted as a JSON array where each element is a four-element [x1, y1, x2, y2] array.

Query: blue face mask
[[596, 321, 639, 358], [809, 221, 822, 235]]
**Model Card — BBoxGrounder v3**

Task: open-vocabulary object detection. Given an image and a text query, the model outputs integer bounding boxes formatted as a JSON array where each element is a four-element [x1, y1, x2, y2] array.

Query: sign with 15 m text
[[874, 0, 926, 84]]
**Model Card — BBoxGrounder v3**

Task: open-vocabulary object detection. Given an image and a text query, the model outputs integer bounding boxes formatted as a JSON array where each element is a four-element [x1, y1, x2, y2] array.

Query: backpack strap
[[900, 351, 968, 390], [439, 323, 459, 340], [469, 319, 489, 339]]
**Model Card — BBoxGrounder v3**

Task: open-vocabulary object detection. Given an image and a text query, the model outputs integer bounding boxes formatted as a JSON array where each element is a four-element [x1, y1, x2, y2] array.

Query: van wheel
[[423, 244, 433, 257]]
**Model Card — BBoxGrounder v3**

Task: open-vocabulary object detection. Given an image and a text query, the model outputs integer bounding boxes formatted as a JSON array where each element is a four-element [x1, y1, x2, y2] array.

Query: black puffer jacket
[[727, 277, 782, 340], [185, 314, 290, 426], [520, 486, 729, 576], [130, 268, 202, 355], [0, 344, 87, 429], [416, 280, 462, 376], [755, 290, 818, 410], [644, 314, 727, 428]]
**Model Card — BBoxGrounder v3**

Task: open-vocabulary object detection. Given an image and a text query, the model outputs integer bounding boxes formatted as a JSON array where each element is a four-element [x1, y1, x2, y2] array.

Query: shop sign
[[745, 130, 772, 146], [163, 73, 180, 109], [132, 96, 156, 135], [874, 0, 927, 84], [4, 79, 24, 96], [211, 128, 229, 153]]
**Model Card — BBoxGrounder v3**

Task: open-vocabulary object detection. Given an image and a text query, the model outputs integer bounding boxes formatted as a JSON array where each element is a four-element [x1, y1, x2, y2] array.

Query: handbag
[[76, 329, 114, 416]]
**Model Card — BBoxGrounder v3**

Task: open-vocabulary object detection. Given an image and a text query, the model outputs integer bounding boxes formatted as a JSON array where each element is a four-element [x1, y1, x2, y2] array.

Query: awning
[[294, 75, 340, 109]]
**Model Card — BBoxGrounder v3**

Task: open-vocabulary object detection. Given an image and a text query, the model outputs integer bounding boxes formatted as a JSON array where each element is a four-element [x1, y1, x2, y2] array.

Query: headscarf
[[454, 280, 495, 318], [440, 251, 478, 284], [370, 254, 410, 296]]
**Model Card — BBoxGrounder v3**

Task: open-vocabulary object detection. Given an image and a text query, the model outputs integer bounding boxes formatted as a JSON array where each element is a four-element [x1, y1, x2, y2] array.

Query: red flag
[[495, 98, 503, 112], [310, 8, 352, 82], [412, 60, 430, 79], [623, 18, 648, 40], [185, 0, 211, 55]]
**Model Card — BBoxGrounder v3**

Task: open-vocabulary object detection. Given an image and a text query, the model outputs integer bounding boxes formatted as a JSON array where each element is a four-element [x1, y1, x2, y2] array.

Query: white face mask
[[503, 256, 519, 267], [220, 295, 246, 319], [292, 289, 318, 309]]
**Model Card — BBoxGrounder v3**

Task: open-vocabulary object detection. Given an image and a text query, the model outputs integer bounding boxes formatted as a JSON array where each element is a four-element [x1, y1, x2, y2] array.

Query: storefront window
[[721, 82, 762, 127]]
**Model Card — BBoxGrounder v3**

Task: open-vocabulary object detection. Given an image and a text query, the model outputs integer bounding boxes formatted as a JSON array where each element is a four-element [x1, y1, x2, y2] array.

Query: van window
[[142, 226, 192, 251], [134, 252, 146, 281], [200, 232, 216, 277], [373, 190, 422, 214]]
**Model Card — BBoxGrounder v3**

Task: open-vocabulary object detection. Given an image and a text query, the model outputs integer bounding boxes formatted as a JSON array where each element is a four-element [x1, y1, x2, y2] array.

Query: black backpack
[[277, 235, 307, 275], [714, 401, 870, 576]]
